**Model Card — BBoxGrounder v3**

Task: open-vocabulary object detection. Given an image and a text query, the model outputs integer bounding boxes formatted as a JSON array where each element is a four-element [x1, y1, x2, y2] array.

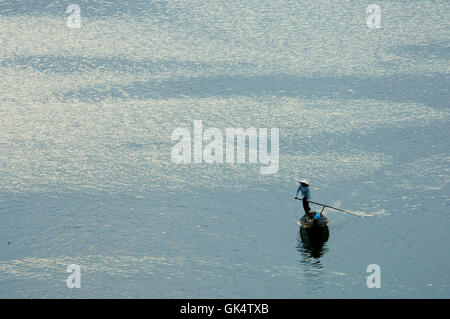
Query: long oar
[[295, 198, 363, 217]]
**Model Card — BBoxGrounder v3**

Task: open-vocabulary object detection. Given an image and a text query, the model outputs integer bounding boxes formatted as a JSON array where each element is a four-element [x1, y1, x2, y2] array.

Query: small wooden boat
[[297, 211, 328, 229]]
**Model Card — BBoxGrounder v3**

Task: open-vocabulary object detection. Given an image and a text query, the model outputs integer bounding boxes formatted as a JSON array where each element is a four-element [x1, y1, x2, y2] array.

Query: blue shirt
[[296, 184, 310, 200]]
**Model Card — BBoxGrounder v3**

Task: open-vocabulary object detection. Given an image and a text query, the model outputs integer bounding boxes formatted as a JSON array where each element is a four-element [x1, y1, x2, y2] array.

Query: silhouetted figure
[[295, 179, 311, 214]]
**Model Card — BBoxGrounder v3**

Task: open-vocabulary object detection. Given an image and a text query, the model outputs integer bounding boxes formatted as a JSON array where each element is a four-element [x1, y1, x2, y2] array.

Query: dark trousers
[[302, 198, 310, 214]]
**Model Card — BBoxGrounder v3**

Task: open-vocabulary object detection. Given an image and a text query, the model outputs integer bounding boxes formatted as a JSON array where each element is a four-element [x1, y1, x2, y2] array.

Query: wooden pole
[[295, 198, 363, 217]]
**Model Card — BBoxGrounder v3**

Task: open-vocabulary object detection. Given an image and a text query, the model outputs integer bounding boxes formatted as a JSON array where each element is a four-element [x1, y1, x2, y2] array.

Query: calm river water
[[0, 0, 449, 298]]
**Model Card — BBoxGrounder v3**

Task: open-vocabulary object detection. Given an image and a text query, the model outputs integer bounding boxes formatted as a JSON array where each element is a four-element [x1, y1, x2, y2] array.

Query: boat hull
[[298, 212, 328, 229]]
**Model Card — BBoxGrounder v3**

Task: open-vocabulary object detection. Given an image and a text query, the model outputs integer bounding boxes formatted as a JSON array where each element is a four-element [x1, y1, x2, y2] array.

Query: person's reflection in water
[[296, 226, 330, 284]]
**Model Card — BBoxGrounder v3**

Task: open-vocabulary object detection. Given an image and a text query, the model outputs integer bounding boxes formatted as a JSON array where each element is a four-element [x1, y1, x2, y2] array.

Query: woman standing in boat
[[295, 179, 311, 214]]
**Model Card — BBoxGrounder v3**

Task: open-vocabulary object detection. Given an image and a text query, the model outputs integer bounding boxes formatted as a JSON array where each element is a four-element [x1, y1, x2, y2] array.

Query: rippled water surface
[[0, 0, 449, 298]]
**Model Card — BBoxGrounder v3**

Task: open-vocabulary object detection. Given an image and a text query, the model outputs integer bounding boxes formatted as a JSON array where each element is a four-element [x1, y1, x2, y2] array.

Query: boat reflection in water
[[296, 224, 330, 290], [296, 221, 330, 288], [298, 225, 329, 259]]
